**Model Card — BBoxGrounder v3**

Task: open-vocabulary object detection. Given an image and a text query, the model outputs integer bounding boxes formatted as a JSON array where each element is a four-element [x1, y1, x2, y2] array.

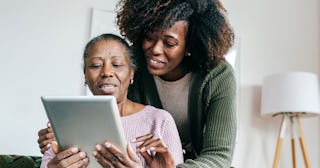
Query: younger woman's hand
[[93, 141, 142, 168], [38, 122, 55, 154], [134, 134, 175, 168]]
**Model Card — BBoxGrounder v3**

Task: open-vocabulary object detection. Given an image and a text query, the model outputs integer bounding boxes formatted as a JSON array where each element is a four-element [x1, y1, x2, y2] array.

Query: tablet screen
[[41, 96, 127, 168]]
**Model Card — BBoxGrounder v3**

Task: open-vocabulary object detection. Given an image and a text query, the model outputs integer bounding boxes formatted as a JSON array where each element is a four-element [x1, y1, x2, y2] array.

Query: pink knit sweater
[[41, 105, 184, 168]]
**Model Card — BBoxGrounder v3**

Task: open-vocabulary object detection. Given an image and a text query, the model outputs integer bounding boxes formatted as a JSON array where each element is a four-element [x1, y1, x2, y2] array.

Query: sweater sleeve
[[40, 147, 55, 168], [178, 63, 237, 168], [161, 112, 184, 166]]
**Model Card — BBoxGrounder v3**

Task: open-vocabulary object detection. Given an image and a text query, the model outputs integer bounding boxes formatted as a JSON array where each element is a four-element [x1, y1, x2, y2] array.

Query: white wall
[[0, 0, 118, 156], [0, 0, 319, 168], [224, 0, 320, 167]]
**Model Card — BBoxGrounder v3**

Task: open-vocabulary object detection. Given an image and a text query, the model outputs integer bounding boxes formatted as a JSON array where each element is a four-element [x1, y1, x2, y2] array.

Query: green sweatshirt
[[128, 61, 237, 168]]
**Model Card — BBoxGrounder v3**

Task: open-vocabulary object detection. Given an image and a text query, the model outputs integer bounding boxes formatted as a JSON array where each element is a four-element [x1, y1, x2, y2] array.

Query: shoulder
[[205, 61, 235, 82], [202, 62, 236, 88], [139, 106, 176, 127], [200, 61, 236, 100], [142, 106, 174, 121]]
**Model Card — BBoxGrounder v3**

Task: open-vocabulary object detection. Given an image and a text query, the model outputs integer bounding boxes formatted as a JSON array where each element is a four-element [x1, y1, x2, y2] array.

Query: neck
[[117, 99, 144, 116], [160, 64, 189, 81]]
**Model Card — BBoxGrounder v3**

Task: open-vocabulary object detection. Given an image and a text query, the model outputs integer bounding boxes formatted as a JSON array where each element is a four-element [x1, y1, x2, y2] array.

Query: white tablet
[[41, 96, 127, 168]]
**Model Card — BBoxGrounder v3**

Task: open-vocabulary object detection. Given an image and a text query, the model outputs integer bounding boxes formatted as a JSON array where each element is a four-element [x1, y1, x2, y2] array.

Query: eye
[[86, 58, 104, 69], [88, 63, 103, 69], [112, 61, 125, 67], [165, 42, 176, 47], [164, 41, 177, 48], [144, 34, 154, 42]]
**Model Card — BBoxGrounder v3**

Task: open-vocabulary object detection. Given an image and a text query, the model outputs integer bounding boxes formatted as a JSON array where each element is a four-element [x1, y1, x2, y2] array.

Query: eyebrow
[[87, 55, 125, 61]]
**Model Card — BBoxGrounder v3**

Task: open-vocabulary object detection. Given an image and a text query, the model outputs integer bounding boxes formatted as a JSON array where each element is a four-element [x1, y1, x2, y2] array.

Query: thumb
[[127, 144, 139, 162], [47, 122, 51, 128], [52, 141, 60, 154]]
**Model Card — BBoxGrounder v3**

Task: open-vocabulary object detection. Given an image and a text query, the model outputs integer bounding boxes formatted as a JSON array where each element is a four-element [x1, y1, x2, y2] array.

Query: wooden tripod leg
[[273, 115, 287, 168], [290, 117, 296, 168], [296, 116, 311, 168]]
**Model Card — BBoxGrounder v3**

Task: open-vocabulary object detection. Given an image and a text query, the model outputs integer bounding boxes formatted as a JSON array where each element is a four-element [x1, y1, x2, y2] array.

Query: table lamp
[[261, 72, 320, 168]]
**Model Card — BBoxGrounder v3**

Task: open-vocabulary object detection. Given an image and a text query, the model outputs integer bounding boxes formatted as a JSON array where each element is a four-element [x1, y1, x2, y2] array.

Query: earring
[[130, 78, 134, 85], [186, 52, 191, 57]]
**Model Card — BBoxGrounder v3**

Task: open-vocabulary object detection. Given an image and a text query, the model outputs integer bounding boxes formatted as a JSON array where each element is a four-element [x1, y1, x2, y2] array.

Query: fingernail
[[104, 142, 111, 148], [131, 138, 136, 142], [79, 152, 86, 158], [83, 158, 88, 163], [92, 151, 97, 156], [140, 147, 145, 152], [95, 144, 102, 151], [46, 143, 51, 148], [71, 147, 79, 153], [150, 147, 155, 151]]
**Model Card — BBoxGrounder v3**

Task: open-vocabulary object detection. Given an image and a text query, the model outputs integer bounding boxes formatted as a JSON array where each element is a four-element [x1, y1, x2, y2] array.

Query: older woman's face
[[142, 21, 188, 81], [85, 40, 134, 103]]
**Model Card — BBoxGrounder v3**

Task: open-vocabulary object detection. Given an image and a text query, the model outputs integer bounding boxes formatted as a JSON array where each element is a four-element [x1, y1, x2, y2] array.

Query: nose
[[100, 63, 114, 78], [151, 40, 164, 56]]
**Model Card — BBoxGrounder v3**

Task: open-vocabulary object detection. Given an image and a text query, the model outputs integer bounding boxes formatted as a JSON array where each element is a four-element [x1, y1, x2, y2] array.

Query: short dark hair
[[83, 33, 136, 70], [116, 0, 234, 72]]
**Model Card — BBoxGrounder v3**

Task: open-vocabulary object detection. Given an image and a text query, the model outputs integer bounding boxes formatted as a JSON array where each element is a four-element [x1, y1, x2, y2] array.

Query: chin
[[147, 67, 166, 76]]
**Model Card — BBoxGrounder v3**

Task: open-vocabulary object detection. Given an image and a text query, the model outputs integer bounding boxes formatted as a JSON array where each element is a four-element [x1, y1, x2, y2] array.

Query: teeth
[[151, 59, 159, 64], [99, 84, 116, 88]]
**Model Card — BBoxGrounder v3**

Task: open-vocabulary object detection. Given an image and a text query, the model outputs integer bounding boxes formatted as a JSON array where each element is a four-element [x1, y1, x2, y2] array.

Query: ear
[[130, 69, 135, 84], [185, 50, 191, 57]]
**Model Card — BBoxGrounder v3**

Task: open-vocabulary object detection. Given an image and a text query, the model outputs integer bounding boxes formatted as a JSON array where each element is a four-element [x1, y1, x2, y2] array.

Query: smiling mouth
[[147, 56, 165, 64], [98, 84, 117, 89]]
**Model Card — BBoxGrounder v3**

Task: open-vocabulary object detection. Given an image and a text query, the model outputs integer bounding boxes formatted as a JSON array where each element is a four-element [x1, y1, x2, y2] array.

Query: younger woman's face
[[142, 21, 188, 81], [85, 40, 134, 103]]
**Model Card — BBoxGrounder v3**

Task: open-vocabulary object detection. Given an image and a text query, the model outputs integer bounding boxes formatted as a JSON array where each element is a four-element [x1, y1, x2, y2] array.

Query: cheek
[[167, 51, 185, 64], [142, 41, 151, 52], [85, 71, 99, 84]]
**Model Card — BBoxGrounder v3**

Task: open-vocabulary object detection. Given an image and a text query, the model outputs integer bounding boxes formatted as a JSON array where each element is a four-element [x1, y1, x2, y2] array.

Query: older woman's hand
[[134, 134, 175, 168], [38, 122, 55, 154], [47, 141, 89, 168], [93, 141, 142, 168]]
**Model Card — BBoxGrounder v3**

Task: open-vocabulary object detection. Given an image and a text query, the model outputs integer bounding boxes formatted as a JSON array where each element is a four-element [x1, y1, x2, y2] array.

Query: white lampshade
[[261, 72, 320, 117]]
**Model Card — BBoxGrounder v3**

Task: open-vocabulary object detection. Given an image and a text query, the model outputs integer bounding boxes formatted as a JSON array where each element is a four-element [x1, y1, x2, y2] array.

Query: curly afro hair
[[116, 0, 234, 72]]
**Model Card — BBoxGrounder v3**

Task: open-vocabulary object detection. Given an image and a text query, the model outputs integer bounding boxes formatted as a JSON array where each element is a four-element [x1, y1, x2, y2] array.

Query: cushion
[[0, 155, 41, 168]]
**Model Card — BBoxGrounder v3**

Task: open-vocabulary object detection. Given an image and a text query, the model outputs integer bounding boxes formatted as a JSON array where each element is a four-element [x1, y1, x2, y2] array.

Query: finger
[[38, 128, 48, 137], [148, 146, 169, 153], [58, 151, 87, 168], [95, 144, 114, 160], [66, 157, 89, 168], [47, 126, 54, 133], [103, 142, 134, 167], [39, 138, 51, 148], [132, 134, 153, 143], [138, 137, 163, 152], [93, 150, 113, 168], [45, 132, 55, 142], [47, 122, 51, 128], [40, 144, 51, 154], [95, 144, 117, 166], [51, 141, 60, 154], [55, 146, 79, 161], [127, 144, 139, 163], [104, 142, 126, 163], [139, 150, 152, 165]]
